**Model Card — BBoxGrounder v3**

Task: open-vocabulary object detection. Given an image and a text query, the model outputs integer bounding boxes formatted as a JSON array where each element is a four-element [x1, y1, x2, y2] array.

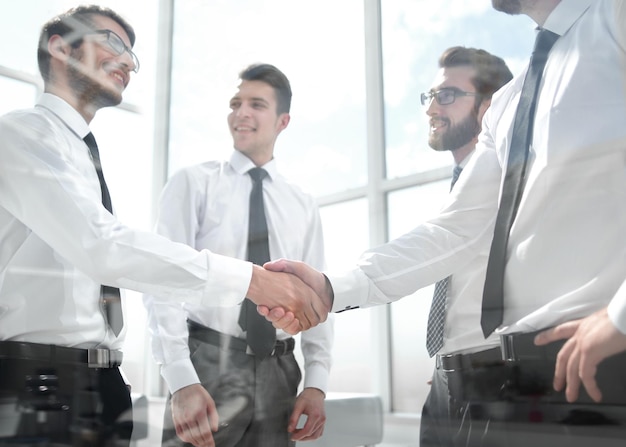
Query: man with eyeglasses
[[418, 46, 512, 447], [0, 5, 324, 446]]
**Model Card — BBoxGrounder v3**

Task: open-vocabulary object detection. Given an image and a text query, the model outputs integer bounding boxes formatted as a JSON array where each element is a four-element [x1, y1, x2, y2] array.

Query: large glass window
[[0, 77, 37, 115], [382, 1, 535, 180], [168, 0, 367, 197]]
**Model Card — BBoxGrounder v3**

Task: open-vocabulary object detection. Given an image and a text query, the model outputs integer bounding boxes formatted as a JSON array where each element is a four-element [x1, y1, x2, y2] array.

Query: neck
[[523, 0, 561, 26], [45, 83, 97, 123], [450, 142, 475, 165]]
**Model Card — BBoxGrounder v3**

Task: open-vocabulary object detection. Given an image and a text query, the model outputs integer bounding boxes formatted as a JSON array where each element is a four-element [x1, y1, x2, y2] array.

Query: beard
[[492, 0, 523, 14], [428, 109, 481, 152], [67, 50, 122, 109]]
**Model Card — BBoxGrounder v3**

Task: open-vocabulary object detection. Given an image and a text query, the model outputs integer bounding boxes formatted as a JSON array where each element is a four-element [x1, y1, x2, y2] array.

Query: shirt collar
[[36, 93, 91, 140], [229, 150, 277, 180], [543, 0, 592, 36], [457, 149, 475, 170]]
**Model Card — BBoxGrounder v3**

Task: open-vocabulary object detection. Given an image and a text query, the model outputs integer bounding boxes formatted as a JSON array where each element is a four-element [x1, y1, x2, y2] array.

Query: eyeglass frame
[[85, 29, 140, 73], [420, 87, 480, 106]]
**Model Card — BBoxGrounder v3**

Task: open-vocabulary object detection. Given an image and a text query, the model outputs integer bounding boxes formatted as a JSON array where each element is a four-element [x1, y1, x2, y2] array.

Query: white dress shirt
[[0, 94, 252, 350], [330, 0, 626, 336], [144, 150, 333, 394], [442, 152, 500, 355]]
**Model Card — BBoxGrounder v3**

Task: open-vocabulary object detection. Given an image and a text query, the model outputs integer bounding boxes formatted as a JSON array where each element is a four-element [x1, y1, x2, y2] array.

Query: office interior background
[[0, 0, 536, 444]]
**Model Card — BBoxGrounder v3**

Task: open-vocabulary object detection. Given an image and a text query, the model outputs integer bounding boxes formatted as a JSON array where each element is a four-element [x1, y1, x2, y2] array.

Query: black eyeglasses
[[88, 29, 140, 73], [420, 87, 480, 106]]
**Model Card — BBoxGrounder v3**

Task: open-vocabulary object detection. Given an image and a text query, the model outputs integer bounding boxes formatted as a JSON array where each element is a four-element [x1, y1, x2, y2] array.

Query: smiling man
[[144, 63, 333, 447], [419, 47, 512, 447]]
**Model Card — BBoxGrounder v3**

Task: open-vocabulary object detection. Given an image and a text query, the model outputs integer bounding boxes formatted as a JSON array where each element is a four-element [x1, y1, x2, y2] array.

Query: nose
[[116, 50, 138, 74], [425, 96, 440, 116], [236, 103, 251, 117]]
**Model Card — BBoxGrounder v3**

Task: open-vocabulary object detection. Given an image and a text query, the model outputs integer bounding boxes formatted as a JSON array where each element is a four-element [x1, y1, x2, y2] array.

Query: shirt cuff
[[608, 281, 626, 335], [204, 252, 252, 307], [303, 363, 330, 394], [161, 357, 201, 394], [327, 268, 370, 313]]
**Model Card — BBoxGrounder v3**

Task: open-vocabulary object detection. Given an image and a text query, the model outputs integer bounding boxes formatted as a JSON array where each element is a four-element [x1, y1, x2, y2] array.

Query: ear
[[276, 113, 291, 133], [477, 97, 492, 122], [48, 35, 72, 62]]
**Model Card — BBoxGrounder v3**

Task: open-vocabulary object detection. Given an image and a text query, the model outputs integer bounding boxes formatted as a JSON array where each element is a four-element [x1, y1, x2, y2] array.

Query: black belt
[[500, 330, 565, 362], [0, 341, 123, 369], [187, 319, 295, 357], [436, 347, 504, 372]]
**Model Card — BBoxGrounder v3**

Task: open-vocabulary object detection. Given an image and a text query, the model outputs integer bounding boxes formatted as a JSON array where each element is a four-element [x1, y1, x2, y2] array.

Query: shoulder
[[168, 160, 227, 183], [0, 107, 73, 155], [273, 172, 318, 205], [0, 107, 58, 138]]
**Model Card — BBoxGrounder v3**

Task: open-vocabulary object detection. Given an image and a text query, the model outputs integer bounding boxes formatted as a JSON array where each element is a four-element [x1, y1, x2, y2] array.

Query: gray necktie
[[83, 132, 123, 336], [426, 164, 463, 357], [238, 167, 276, 358], [481, 29, 559, 337]]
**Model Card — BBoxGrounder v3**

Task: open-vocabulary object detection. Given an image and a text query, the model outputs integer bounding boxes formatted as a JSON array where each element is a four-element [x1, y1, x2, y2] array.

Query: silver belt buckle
[[87, 349, 122, 368], [500, 334, 516, 362]]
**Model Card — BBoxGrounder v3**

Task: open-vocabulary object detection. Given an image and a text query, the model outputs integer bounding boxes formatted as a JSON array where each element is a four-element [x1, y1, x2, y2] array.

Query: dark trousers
[[425, 337, 626, 447], [0, 356, 132, 447], [161, 326, 301, 447]]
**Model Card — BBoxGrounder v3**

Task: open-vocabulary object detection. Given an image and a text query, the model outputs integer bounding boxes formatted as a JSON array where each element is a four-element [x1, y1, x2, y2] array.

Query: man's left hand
[[535, 307, 626, 403], [288, 387, 326, 441]]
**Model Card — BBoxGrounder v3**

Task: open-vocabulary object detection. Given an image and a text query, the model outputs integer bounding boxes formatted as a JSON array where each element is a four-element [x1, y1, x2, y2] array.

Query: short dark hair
[[37, 5, 135, 83], [438, 46, 513, 101], [239, 63, 292, 114]]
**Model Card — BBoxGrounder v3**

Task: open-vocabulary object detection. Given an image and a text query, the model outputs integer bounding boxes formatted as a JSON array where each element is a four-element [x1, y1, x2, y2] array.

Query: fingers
[[263, 258, 292, 273], [171, 385, 218, 447], [579, 354, 602, 402], [552, 337, 574, 393], [289, 388, 327, 441], [248, 263, 332, 333], [288, 408, 325, 441], [175, 419, 215, 447], [534, 320, 579, 346], [562, 342, 582, 402], [256, 305, 271, 317]]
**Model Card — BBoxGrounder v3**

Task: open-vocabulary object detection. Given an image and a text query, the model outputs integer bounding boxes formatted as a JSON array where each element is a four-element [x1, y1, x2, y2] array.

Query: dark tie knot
[[533, 29, 559, 58], [451, 165, 463, 188], [248, 167, 268, 183]]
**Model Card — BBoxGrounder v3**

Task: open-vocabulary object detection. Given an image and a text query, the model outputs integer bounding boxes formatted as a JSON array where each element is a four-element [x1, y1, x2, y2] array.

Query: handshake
[[247, 259, 333, 334]]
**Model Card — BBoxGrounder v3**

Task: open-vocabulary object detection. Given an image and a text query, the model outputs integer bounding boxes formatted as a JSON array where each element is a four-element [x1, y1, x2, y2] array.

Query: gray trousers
[[161, 331, 301, 447]]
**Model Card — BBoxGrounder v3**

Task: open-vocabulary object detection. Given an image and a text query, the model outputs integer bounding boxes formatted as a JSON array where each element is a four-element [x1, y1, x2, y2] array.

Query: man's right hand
[[253, 259, 333, 334], [171, 383, 219, 447]]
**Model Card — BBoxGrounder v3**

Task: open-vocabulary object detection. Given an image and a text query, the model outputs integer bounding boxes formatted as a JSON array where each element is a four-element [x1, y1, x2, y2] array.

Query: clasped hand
[[247, 259, 331, 334]]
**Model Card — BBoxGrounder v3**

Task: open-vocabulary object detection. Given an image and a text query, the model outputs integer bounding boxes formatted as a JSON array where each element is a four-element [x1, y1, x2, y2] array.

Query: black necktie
[[426, 165, 463, 357], [481, 29, 559, 337], [83, 132, 124, 337], [238, 167, 276, 358]]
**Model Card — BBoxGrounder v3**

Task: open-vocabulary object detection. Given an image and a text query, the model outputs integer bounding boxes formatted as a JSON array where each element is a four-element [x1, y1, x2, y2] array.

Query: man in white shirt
[[264, 0, 626, 444], [418, 46, 512, 447], [0, 7, 324, 446], [144, 63, 333, 447]]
